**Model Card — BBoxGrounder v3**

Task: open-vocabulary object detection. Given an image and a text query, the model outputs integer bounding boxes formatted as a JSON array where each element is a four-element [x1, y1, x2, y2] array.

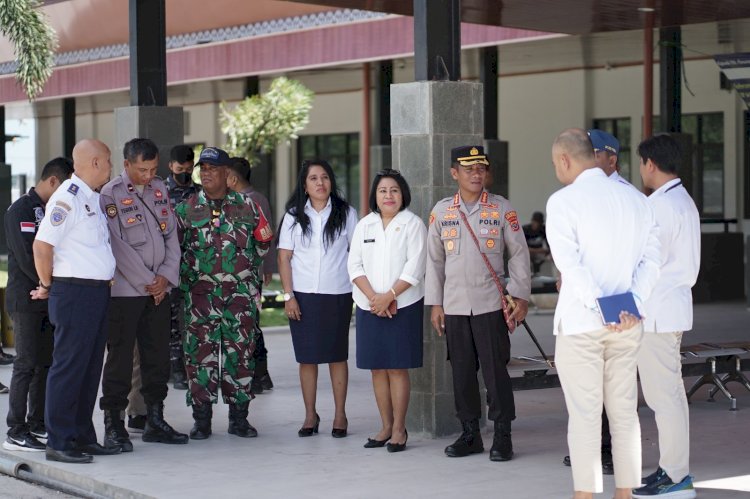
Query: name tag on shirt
[[364, 238, 375, 243]]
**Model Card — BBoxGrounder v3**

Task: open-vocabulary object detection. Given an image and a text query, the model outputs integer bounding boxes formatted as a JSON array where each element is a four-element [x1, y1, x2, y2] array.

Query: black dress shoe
[[76, 443, 122, 456], [45, 448, 93, 464], [386, 430, 407, 453], [298, 414, 320, 437], [364, 435, 391, 448], [331, 417, 348, 438]]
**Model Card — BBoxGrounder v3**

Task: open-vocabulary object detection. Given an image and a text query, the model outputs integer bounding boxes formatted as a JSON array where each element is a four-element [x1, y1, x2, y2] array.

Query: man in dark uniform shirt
[[522, 212, 549, 275], [3, 158, 74, 451], [165, 145, 199, 390]]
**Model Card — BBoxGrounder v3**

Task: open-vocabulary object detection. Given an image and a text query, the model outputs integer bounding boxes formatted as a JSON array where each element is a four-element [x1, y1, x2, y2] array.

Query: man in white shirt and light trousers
[[632, 134, 700, 499], [546, 129, 661, 499]]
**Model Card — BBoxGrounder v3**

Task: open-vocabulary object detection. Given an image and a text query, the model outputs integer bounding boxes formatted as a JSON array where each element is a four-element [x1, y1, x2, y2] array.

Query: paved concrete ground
[[0, 301, 749, 498]]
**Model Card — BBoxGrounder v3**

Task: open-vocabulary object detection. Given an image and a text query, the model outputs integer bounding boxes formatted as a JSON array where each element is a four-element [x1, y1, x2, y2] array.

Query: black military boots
[[189, 403, 213, 440], [445, 419, 484, 457], [228, 402, 258, 438], [104, 410, 133, 452], [142, 402, 188, 444], [489, 420, 513, 461]]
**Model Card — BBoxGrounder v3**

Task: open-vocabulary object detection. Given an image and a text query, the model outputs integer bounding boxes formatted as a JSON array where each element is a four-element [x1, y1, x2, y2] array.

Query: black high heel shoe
[[331, 417, 348, 438], [386, 429, 408, 453], [364, 434, 391, 448], [298, 414, 320, 437]]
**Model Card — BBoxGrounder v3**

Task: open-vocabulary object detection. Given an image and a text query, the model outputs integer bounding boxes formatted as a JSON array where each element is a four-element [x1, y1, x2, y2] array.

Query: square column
[[391, 80, 483, 436], [114, 106, 183, 178]]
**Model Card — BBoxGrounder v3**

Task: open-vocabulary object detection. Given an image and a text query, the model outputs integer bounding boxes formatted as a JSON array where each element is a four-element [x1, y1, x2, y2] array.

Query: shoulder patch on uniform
[[67, 184, 79, 195], [33, 207, 44, 222], [106, 204, 117, 218], [504, 210, 520, 232], [50, 207, 67, 226], [429, 212, 435, 225], [20, 222, 35, 233], [55, 200, 72, 211]]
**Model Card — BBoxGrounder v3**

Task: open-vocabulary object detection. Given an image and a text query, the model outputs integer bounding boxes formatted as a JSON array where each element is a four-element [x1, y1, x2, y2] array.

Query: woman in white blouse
[[277, 160, 358, 438], [347, 169, 427, 453]]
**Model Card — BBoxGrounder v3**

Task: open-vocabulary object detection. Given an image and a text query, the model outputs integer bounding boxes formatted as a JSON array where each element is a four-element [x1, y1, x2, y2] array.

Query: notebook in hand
[[596, 292, 640, 325]]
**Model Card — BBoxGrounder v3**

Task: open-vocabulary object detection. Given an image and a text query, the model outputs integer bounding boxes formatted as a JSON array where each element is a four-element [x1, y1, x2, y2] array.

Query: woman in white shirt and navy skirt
[[277, 160, 358, 439], [347, 169, 427, 452]]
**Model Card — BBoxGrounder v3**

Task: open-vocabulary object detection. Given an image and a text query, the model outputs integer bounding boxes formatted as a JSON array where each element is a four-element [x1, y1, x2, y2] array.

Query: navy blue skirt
[[289, 292, 352, 364], [356, 299, 424, 370]]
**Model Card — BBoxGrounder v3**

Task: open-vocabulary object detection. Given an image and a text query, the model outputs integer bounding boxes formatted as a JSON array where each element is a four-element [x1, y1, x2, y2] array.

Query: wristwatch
[[283, 291, 295, 302]]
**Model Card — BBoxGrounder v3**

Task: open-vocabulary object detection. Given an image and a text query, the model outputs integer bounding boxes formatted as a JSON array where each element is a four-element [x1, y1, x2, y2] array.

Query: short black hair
[[170, 145, 194, 163], [368, 169, 411, 213], [123, 138, 159, 163], [228, 157, 252, 183], [40, 157, 74, 183], [637, 134, 682, 174]]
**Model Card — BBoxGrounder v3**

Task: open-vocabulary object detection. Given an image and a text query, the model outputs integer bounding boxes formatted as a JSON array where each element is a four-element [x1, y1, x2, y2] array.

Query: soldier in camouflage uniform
[[166, 145, 200, 390], [175, 147, 273, 440]]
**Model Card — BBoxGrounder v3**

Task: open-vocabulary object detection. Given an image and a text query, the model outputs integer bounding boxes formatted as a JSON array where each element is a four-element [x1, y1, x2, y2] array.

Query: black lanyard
[[665, 181, 682, 193]]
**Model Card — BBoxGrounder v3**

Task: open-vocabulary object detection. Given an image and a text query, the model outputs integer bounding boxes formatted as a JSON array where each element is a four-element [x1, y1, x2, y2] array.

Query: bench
[[508, 342, 750, 410], [682, 342, 750, 411]]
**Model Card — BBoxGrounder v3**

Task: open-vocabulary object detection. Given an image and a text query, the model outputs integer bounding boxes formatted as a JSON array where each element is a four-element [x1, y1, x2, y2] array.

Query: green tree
[[220, 77, 314, 166], [0, 0, 57, 100]]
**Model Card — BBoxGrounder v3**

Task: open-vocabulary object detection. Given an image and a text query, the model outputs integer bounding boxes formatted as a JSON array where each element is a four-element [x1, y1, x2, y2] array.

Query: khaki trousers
[[637, 332, 690, 482], [127, 344, 146, 417], [556, 325, 643, 493]]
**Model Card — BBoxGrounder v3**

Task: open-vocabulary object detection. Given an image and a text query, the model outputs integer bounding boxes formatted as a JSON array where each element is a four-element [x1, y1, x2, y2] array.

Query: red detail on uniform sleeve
[[505, 210, 520, 232], [253, 208, 274, 243]]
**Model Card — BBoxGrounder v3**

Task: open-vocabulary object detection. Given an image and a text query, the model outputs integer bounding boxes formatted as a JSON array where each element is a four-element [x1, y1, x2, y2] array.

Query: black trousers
[[100, 296, 170, 411], [46, 281, 110, 451], [445, 310, 515, 423], [6, 311, 54, 433]]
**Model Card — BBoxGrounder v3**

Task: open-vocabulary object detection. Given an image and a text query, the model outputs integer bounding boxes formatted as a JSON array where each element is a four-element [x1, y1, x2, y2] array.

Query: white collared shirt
[[546, 168, 661, 336], [278, 199, 358, 294], [348, 209, 427, 310], [36, 174, 116, 280], [641, 178, 701, 333]]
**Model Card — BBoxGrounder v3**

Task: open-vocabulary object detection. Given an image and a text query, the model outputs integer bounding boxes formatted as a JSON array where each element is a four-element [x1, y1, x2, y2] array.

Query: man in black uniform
[[3, 158, 74, 451], [165, 145, 199, 390]]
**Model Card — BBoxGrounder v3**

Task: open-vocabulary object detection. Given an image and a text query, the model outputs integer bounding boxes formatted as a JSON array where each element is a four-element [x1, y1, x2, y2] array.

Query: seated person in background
[[523, 212, 549, 274]]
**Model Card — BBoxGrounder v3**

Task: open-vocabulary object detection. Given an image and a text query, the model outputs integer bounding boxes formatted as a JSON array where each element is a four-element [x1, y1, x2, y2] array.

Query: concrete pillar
[[113, 107, 183, 177], [391, 80, 483, 437]]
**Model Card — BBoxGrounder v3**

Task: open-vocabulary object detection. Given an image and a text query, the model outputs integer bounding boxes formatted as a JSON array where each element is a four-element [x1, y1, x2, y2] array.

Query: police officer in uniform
[[175, 147, 273, 440], [165, 145, 200, 390], [425, 145, 531, 462], [3, 157, 73, 452], [98, 139, 188, 452], [32, 139, 119, 463]]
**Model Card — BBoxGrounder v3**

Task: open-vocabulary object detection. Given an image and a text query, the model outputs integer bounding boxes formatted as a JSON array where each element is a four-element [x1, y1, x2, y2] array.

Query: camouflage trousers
[[183, 285, 258, 406]]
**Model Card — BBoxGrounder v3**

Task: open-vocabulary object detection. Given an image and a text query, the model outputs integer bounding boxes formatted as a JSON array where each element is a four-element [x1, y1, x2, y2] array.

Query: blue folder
[[596, 292, 640, 325]]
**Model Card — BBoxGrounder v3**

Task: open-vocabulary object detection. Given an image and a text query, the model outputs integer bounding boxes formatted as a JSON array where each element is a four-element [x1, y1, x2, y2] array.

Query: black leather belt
[[54, 277, 112, 287]]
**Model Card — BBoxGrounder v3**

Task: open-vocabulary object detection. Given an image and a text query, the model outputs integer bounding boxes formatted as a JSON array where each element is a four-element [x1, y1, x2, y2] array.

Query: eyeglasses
[[460, 165, 488, 174]]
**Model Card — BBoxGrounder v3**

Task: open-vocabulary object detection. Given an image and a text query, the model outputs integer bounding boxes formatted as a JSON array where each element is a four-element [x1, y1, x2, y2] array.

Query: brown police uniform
[[425, 188, 531, 424]]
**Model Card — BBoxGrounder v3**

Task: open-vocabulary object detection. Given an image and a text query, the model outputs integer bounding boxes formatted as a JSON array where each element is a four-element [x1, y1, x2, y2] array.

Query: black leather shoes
[[45, 448, 93, 464], [76, 443, 122, 456], [298, 414, 320, 437]]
